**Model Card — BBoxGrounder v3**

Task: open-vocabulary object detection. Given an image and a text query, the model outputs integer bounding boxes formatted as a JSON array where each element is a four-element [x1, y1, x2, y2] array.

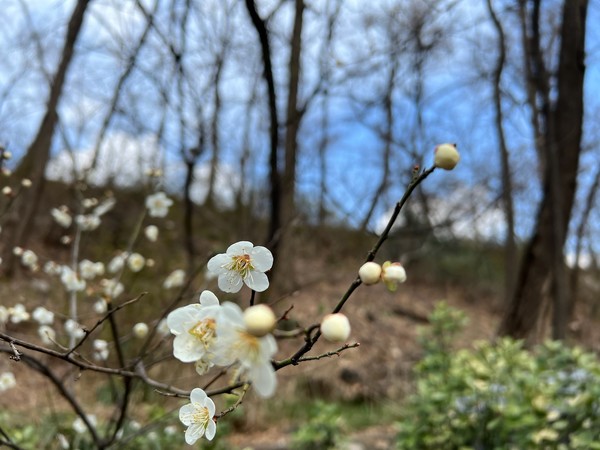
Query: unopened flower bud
[[21, 178, 32, 188], [2, 151, 12, 160], [434, 143, 460, 170], [320, 313, 351, 342], [133, 322, 149, 339], [358, 261, 382, 285], [2, 186, 12, 196], [243, 304, 276, 337], [381, 261, 407, 292]]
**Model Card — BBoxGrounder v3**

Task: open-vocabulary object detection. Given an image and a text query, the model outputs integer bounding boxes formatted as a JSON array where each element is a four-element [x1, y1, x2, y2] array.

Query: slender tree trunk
[[2, 0, 91, 275], [486, 0, 517, 306], [498, 0, 588, 339], [274, 0, 305, 294], [244, 0, 281, 259]]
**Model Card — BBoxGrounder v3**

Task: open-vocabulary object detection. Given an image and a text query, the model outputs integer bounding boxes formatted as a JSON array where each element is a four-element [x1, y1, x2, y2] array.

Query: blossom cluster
[[168, 241, 277, 444]]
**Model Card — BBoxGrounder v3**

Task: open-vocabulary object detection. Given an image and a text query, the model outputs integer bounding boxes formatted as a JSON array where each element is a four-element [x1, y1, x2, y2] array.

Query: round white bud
[[320, 313, 351, 343], [243, 304, 276, 337], [133, 322, 149, 339], [358, 261, 382, 285], [434, 143, 460, 170]]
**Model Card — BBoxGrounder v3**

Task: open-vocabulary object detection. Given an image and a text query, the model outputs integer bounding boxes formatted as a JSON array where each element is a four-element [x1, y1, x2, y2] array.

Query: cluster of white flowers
[[79, 260, 105, 280], [60, 266, 86, 292], [169, 241, 277, 445], [93, 339, 109, 361], [8, 303, 30, 324]]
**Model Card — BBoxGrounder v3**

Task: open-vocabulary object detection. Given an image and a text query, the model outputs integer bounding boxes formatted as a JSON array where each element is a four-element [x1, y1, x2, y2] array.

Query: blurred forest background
[[0, 0, 599, 448]]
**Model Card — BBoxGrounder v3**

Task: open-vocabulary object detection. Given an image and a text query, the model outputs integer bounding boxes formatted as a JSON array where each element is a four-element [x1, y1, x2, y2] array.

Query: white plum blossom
[[133, 322, 149, 339], [163, 269, 185, 289], [179, 388, 217, 444], [79, 259, 104, 280], [75, 214, 101, 231], [101, 278, 124, 299], [156, 318, 170, 336], [146, 192, 173, 218], [93, 339, 109, 361], [144, 225, 159, 242], [51, 207, 72, 228], [167, 290, 222, 363], [93, 299, 108, 314], [32, 306, 54, 325], [0, 305, 9, 324], [64, 319, 85, 340], [60, 266, 86, 292], [213, 302, 278, 398], [43, 261, 62, 276], [127, 253, 145, 272], [21, 249, 38, 268], [38, 325, 56, 345], [381, 261, 407, 292], [0, 372, 16, 392], [108, 252, 127, 273], [12, 247, 23, 256], [9, 303, 30, 323], [72, 415, 97, 434], [82, 198, 98, 209], [207, 241, 273, 293]]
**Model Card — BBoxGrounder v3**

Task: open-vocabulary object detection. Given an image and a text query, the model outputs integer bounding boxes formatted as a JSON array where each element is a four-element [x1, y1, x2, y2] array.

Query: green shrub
[[397, 303, 600, 450], [291, 401, 345, 450]]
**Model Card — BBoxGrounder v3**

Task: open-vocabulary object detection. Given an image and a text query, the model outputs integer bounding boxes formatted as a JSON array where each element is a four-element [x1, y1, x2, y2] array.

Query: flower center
[[226, 254, 254, 278], [235, 330, 261, 361], [192, 405, 210, 427], [188, 319, 216, 348]]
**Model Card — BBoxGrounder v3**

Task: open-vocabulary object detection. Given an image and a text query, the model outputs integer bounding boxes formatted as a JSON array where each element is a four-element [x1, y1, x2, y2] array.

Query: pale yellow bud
[[358, 261, 382, 285], [320, 313, 351, 342], [133, 322, 149, 339], [21, 178, 32, 188], [434, 143, 460, 170], [243, 304, 276, 337]]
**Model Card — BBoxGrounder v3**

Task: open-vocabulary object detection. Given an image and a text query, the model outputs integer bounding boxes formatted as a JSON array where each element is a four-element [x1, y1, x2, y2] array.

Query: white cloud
[[46, 131, 238, 207]]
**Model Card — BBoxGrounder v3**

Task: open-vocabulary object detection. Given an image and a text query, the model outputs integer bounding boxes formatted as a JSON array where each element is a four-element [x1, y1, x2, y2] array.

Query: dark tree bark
[[485, 0, 517, 306], [244, 0, 281, 256], [2, 0, 91, 275], [498, 0, 589, 339]]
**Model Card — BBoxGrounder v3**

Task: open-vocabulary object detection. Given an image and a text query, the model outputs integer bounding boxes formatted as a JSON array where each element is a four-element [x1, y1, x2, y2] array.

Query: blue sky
[[1, 0, 599, 256]]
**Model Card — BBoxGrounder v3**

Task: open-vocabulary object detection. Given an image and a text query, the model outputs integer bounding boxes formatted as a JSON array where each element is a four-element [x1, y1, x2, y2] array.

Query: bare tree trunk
[[2, 0, 91, 275], [274, 0, 305, 294], [486, 0, 517, 306], [206, 54, 225, 207], [244, 0, 281, 260], [498, 0, 588, 340]]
